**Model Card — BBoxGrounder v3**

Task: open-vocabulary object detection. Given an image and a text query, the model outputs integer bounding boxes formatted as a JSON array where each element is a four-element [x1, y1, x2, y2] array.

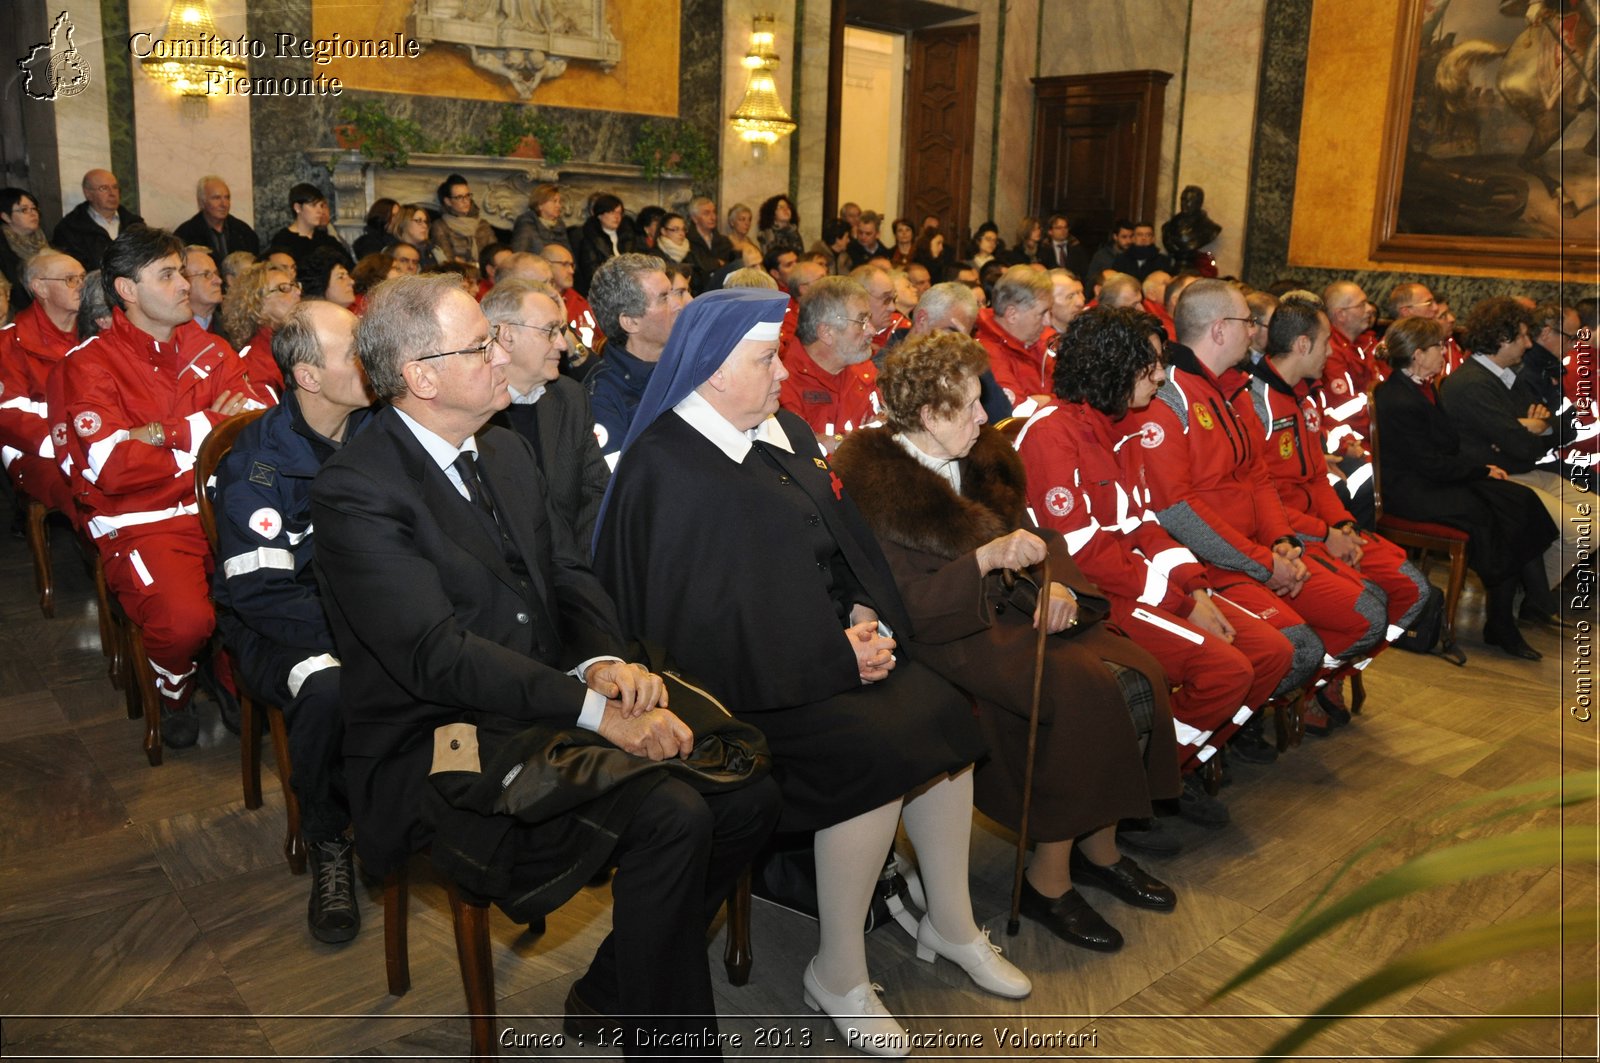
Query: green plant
[[1212, 771, 1598, 1060], [336, 101, 433, 168], [630, 119, 717, 186], [460, 107, 573, 165]]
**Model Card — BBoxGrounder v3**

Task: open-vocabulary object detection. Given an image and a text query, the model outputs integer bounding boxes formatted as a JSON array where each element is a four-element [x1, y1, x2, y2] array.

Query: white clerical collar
[[894, 432, 961, 493], [673, 389, 794, 463], [508, 382, 547, 406], [394, 405, 478, 470], [1471, 352, 1517, 389]]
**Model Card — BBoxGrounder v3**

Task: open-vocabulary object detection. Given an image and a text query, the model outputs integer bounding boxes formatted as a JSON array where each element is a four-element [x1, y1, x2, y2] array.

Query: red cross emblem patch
[[1139, 421, 1165, 448], [248, 507, 283, 540], [73, 411, 102, 437], [1044, 486, 1074, 517]]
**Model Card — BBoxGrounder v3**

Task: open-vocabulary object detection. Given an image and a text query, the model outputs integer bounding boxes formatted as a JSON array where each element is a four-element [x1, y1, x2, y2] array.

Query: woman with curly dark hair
[[911, 226, 952, 278], [299, 246, 356, 309], [832, 329, 1183, 956], [1014, 307, 1296, 822], [1374, 315, 1557, 659], [756, 193, 805, 257]]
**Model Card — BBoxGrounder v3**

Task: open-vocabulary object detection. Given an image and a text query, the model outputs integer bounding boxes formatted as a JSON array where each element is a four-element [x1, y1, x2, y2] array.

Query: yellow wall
[[314, 0, 679, 116], [1291, 0, 1594, 283]]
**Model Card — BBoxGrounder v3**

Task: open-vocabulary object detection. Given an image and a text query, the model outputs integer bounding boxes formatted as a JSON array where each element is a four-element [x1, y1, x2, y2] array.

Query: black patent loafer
[[1069, 851, 1178, 912], [1018, 880, 1123, 952]]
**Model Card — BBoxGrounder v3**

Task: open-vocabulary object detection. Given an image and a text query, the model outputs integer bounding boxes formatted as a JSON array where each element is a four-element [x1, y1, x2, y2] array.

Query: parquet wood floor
[[0, 523, 1593, 1060]]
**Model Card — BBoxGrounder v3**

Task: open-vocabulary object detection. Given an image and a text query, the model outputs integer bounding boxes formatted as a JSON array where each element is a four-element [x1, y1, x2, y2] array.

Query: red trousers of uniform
[[1205, 552, 1382, 663], [1111, 595, 1294, 772], [8, 457, 76, 516], [1344, 533, 1426, 637], [99, 517, 216, 709]]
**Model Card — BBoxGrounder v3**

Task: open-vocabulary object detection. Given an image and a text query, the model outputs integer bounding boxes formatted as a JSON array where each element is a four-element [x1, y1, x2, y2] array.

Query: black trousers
[[236, 650, 349, 844], [574, 774, 781, 1061]]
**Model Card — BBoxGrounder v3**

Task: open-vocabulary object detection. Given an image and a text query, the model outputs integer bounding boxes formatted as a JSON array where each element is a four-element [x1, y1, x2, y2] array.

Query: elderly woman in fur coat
[[831, 332, 1181, 954]]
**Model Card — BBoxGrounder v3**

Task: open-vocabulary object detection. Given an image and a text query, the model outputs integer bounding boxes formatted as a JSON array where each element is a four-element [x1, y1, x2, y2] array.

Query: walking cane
[[1006, 553, 1051, 936]]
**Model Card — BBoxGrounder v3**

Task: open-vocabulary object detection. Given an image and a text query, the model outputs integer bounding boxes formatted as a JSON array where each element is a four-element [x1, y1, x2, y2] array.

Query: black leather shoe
[[1314, 686, 1352, 727], [1116, 816, 1183, 856], [1178, 772, 1230, 828], [1069, 851, 1177, 911], [1228, 717, 1277, 764], [307, 838, 360, 944], [1018, 879, 1122, 952], [563, 982, 609, 1040], [1484, 624, 1542, 661]]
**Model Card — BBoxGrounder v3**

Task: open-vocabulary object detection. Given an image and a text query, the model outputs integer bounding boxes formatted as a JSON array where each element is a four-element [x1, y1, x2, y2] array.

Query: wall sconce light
[[730, 14, 796, 148], [138, 0, 246, 98]]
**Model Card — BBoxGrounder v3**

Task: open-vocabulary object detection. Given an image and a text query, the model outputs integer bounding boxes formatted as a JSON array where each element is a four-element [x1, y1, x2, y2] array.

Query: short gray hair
[[356, 274, 461, 402], [271, 301, 330, 389], [588, 253, 665, 340], [1172, 278, 1240, 345], [991, 265, 1052, 318], [916, 281, 978, 327], [195, 175, 227, 202], [23, 250, 76, 294], [481, 278, 560, 324], [722, 267, 778, 290], [796, 276, 866, 344]]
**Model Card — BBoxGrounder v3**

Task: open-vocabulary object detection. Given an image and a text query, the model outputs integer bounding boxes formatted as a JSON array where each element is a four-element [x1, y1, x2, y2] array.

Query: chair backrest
[[195, 409, 268, 552], [1364, 385, 1385, 524], [993, 416, 1025, 446]]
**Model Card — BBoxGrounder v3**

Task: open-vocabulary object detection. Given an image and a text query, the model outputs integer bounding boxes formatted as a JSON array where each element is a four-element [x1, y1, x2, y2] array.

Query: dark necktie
[[452, 451, 499, 525]]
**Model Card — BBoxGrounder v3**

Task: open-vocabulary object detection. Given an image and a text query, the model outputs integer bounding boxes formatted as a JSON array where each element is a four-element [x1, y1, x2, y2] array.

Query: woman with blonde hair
[[220, 260, 297, 393], [726, 202, 761, 262]]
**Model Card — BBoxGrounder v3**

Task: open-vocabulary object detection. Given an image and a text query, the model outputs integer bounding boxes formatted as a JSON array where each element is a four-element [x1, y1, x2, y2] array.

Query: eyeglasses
[[1400, 298, 1435, 311], [446, 192, 473, 202], [86, 184, 118, 193], [39, 274, 87, 288], [501, 319, 567, 342], [9, 203, 39, 214], [547, 258, 574, 269], [182, 269, 217, 282], [417, 325, 501, 364], [268, 281, 302, 295], [844, 314, 873, 329], [1217, 316, 1255, 328]]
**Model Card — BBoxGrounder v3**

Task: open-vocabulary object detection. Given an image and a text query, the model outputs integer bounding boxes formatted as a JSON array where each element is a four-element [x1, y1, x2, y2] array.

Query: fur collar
[[833, 427, 1030, 559]]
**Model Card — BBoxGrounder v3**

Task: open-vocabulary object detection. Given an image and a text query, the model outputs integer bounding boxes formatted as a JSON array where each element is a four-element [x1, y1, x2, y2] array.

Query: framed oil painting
[[1371, 0, 1598, 269]]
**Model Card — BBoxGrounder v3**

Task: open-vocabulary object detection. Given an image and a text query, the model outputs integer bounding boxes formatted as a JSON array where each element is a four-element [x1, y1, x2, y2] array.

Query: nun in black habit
[[593, 288, 1031, 1057]]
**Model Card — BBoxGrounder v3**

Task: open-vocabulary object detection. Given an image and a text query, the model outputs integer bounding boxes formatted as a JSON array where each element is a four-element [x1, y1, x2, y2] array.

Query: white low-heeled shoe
[[801, 958, 910, 1058], [914, 917, 1032, 999]]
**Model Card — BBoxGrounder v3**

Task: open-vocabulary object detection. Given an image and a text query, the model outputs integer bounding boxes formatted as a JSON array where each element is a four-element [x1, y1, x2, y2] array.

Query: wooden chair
[[22, 494, 54, 617], [192, 410, 304, 870], [381, 861, 756, 1060], [1366, 387, 1469, 657]]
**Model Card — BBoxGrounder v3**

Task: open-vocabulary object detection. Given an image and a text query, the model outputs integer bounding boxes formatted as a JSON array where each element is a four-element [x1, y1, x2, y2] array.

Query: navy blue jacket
[[583, 337, 654, 466]]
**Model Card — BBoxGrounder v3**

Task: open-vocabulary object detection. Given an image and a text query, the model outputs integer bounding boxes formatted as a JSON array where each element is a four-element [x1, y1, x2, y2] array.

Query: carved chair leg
[[448, 881, 497, 1060], [723, 866, 753, 986], [267, 705, 305, 874], [26, 500, 53, 618], [384, 868, 410, 996]]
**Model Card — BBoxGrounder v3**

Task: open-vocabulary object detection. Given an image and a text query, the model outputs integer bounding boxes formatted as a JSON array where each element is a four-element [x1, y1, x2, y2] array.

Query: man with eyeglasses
[[777, 276, 880, 453], [174, 175, 260, 261], [540, 243, 604, 368], [59, 226, 275, 749], [183, 246, 225, 333], [210, 300, 372, 942], [0, 250, 83, 515], [848, 263, 899, 356], [310, 274, 779, 1056], [976, 265, 1058, 415], [52, 168, 143, 272], [1520, 302, 1584, 418], [1136, 280, 1388, 722], [431, 173, 496, 267], [1318, 281, 1381, 460], [585, 254, 679, 468], [484, 279, 609, 548], [385, 241, 422, 275]]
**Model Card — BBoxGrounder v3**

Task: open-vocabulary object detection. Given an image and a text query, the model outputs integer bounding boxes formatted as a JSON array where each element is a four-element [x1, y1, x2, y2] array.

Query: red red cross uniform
[[562, 287, 604, 350], [1243, 359, 1428, 641], [1318, 328, 1380, 456], [1015, 400, 1294, 771], [0, 303, 79, 514], [975, 308, 1055, 415], [60, 308, 277, 709], [1135, 347, 1387, 677], [778, 337, 882, 444]]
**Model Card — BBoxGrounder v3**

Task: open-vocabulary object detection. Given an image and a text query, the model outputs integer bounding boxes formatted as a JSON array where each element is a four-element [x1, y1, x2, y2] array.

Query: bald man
[[174, 175, 260, 260], [0, 250, 83, 514], [52, 168, 144, 271]]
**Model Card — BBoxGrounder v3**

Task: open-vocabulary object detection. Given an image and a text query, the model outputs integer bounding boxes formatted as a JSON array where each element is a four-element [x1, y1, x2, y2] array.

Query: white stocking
[[900, 767, 981, 946], [812, 798, 903, 993]]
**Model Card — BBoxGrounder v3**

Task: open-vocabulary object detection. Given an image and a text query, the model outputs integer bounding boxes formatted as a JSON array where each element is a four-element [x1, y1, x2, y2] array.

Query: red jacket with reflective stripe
[[0, 303, 78, 465], [1015, 399, 1207, 616], [975, 308, 1054, 410], [778, 337, 881, 437], [1317, 327, 1378, 453], [60, 308, 275, 538], [1241, 358, 1353, 538]]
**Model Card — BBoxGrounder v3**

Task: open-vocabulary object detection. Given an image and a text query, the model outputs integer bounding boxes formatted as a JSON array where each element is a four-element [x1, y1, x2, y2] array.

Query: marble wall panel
[[792, 0, 831, 239], [1243, 0, 1587, 304], [48, 1, 114, 215], [127, 0, 255, 232], [988, 0, 1037, 238]]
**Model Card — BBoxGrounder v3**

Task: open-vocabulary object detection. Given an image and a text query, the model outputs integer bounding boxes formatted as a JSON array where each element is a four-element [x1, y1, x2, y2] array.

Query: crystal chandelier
[[138, 0, 246, 97], [730, 14, 796, 146]]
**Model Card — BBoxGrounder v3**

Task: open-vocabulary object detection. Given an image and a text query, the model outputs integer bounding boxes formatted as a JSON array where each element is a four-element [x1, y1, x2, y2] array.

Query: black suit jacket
[[491, 375, 610, 552], [311, 405, 630, 875], [174, 212, 261, 259], [51, 202, 144, 272], [1438, 355, 1573, 474]]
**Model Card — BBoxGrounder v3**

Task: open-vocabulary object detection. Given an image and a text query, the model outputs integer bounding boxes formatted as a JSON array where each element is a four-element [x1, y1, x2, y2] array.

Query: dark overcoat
[[832, 427, 1179, 841]]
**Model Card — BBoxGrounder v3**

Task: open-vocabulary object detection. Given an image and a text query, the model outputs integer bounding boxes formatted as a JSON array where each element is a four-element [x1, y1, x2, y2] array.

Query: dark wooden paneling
[[1030, 70, 1171, 251], [903, 24, 979, 243]]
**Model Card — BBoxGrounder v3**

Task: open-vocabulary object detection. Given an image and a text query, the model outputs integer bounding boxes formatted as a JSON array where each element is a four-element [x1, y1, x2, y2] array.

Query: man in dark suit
[[173, 175, 260, 261], [481, 279, 610, 549], [52, 169, 143, 272], [686, 196, 735, 280], [310, 275, 779, 1056]]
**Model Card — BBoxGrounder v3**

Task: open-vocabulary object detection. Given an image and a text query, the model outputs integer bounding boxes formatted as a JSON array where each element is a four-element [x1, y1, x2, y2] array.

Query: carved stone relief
[[408, 0, 620, 99]]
